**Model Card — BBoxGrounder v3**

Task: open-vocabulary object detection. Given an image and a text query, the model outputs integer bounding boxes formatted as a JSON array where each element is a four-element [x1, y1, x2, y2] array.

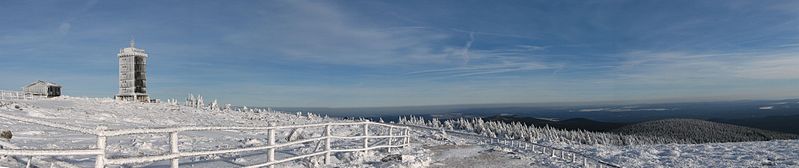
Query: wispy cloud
[[408, 62, 551, 78], [57, 0, 98, 35], [57, 22, 71, 35], [461, 32, 475, 65], [222, 0, 455, 65], [613, 49, 799, 84], [407, 45, 557, 78], [733, 54, 799, 79], [778, 43, 799, 48], [449, 28, 538, 41]]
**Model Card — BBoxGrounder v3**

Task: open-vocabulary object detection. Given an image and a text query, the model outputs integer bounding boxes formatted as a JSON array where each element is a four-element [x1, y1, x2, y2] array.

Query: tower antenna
[[130, 35, 135, 48]]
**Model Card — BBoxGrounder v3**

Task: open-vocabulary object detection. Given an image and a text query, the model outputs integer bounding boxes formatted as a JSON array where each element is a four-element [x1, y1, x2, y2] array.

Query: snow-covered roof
[[24, 80, 61, 88], [118, 39, 148, 57]]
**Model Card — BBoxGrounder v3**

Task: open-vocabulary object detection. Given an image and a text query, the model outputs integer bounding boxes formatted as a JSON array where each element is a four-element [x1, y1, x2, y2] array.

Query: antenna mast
[[130, 36, 136, 48]]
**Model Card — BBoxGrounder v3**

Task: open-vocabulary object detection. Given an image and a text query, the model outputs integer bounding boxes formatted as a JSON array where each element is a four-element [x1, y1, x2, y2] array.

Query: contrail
[[462, 32, 475, 65]]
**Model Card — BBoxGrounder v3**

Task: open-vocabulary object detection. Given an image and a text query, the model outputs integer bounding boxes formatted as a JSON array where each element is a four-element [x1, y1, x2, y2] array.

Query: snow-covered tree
[[398, 116, 695, 146]]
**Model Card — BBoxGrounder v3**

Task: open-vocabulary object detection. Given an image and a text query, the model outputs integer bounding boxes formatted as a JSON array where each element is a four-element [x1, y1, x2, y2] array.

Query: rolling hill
[[612, 119, 799, 143], [712, 114, 799, 134]]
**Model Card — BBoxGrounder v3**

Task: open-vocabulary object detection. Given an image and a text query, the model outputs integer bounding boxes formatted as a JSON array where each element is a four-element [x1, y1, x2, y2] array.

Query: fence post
[[404, 128, 410, 146], [572, 153, 576, 163], [363, 123, 369, 156], [324, 124, 331, 164], [570, 153, 574, 162], [95, 126, 107, 168], [584, 158, 588, 167], [387, 127, 393, 152], [170, 131, 179, 168], [268, 128, 276, 168]]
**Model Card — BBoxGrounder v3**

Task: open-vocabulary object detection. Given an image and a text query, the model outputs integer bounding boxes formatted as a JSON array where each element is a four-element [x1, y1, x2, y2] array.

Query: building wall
[[23, 83, 60, 97], [119, 56, 136, 94], [23, 83, 47, 95], [116, 44, 149, 102], [134, 56, 147, 93]]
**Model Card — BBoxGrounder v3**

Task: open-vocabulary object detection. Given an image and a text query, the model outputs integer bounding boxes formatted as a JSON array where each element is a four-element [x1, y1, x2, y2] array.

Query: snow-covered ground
[[0, 97, 797, 168], [0, 97, 430, 167], [567, 140, 799, 167]]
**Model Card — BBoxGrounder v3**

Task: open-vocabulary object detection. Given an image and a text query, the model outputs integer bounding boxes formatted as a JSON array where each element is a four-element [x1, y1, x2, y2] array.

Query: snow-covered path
[[427, 145, 542, 168], [407, 125, 584, 168], [407, 121, 629, 168]]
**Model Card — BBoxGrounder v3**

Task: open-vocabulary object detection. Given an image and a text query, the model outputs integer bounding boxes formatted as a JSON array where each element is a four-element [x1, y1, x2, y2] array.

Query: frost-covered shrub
[[432, 129, 448, 141]]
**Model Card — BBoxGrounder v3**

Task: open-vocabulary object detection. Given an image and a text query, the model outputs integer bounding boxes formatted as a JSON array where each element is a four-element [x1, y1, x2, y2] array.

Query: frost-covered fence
[[486, 138, 620, 168], [98, 122, 410, 168], [401, 122, 621, 168], [0, 90, 43, 100], [0, 117, 411, 168]]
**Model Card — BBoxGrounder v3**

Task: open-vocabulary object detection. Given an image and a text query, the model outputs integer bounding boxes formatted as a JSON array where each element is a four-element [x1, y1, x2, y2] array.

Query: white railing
[[485, 138, 620, 168], [0, 90, 44, 100], [0, 114, 411, 168], [405, 124, 621, 168]]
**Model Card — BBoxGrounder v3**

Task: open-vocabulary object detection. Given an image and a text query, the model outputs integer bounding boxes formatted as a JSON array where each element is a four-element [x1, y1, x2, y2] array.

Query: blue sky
[[2, 0, 799, 107]]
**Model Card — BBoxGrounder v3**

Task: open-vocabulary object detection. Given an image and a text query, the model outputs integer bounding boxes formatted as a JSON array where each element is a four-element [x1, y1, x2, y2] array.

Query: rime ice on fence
[[403, 116, 621, 168], [0, 117, 411, 168], [0, 90, 46, 100]]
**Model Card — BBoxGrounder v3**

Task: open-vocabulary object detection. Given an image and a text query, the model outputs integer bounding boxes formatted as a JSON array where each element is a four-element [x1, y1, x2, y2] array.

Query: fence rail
[[0, 90, 44, 101], [404, 124, 621, 168], [0, 117, 411, 168], [486, 138, 620, 168]]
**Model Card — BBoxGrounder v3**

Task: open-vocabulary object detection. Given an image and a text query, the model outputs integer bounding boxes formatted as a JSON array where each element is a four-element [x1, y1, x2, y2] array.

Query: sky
[[1, 0, 799, 107]]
